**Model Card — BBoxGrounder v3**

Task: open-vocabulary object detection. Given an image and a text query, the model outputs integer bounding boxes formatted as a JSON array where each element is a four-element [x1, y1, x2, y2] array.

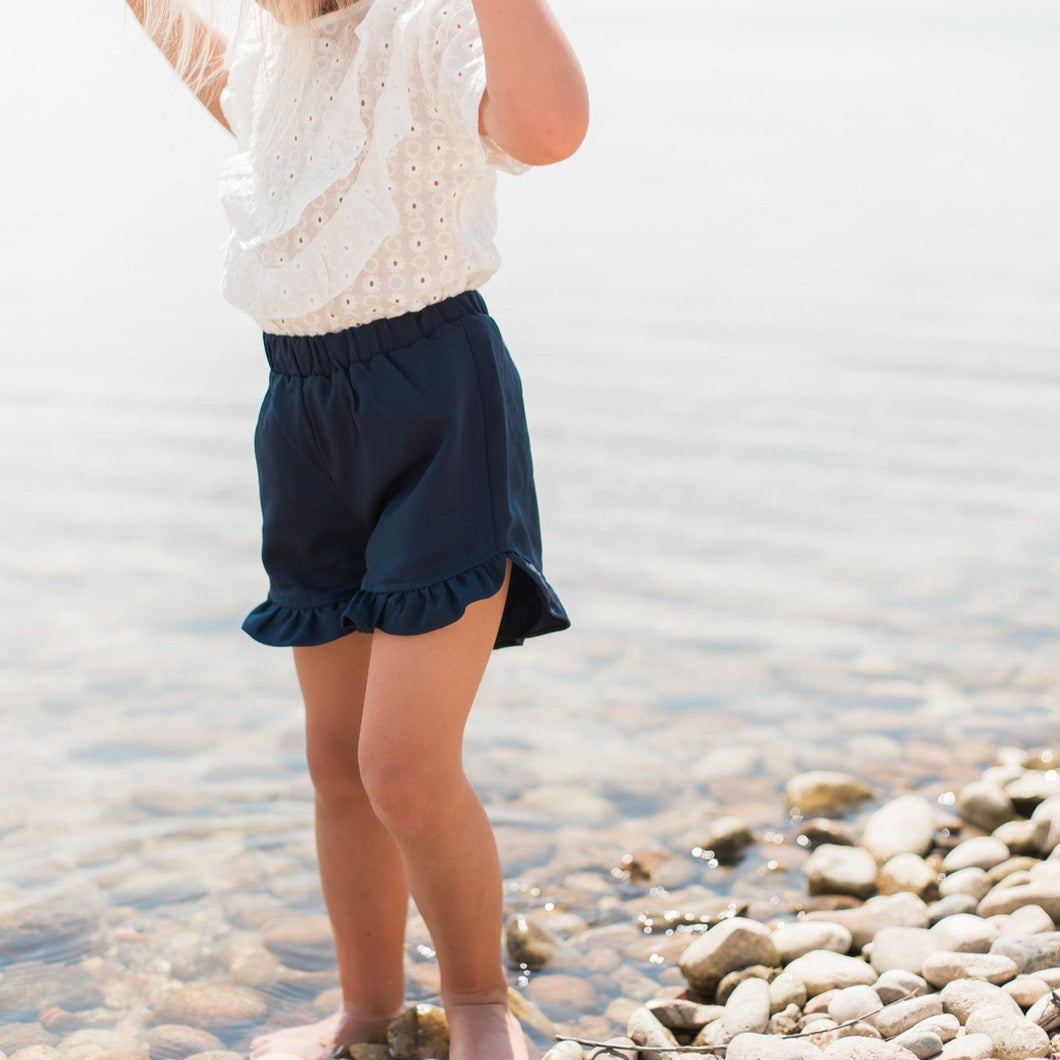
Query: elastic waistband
[[262, 290, 489, 376]]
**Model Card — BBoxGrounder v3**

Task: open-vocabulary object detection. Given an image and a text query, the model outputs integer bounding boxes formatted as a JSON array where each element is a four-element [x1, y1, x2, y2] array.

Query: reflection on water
[[1, 0, 1058, 1046]]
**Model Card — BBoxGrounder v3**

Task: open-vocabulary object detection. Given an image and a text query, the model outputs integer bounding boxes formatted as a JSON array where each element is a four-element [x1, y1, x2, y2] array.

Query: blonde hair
[[134, 0, 336, 140]]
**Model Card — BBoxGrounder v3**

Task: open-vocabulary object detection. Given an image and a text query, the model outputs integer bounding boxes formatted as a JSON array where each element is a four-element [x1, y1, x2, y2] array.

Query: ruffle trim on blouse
[[218, 0, 425, 320], [242, 553, 570, 649]]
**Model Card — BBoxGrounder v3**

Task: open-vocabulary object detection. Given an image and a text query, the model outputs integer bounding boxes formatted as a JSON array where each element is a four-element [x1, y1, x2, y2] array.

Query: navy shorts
[[243, 290, 570, 649]]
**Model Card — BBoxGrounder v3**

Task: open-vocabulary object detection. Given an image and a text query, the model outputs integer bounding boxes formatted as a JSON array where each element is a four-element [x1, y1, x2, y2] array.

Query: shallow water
[[1, 0, 1058, 1047]]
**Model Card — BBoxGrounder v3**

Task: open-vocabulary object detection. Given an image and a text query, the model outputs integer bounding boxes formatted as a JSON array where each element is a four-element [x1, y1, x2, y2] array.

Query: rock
[[996, 905, 1056, 938], [965, 1013, 1051, 1058], [773, 922, 854, 963], [695, 816, 755, 864], [1004, 975, 1050, 1008], [862, 796, 938, 863], [342, 1049, 389, 1060], [905, 1012, 960, 1042], [928, 894, 980, 923], [877, 855, 938, 901], [0, 1028, 58, 1054], [770, 1003, 803, 1035], [921, 951, 1020, 988], [940, 978, 1021, 1022], [541, 1043, 586, 1060], [1026, 991, 1060, 1033], [151, 985, 268, 1030], [874, 969, 929, 1004], [979, 885, 1060, 921], [958, 781, 1017, 831], [717, 965, 779, 1004], [799, 819, 859, 850], [0, 962, 104, 1016], [1005, 773, 1060, 815], [806, 894, 930, 951], [505, 913, 560, 971], [626, 1007, 680, 1060], [866, 994, 943, 1038], [770, 971, 809, 1013], [867, 927, 939, 975], [988, 857, 1042, 886], [990, 933, 1060, 974], [939, 867, 992, 901], [726, 1033, 824, 1059], [1031, 797, 1060, 850], [942, 838, 1011, 874], [146, 1026, 225, 1060], [827, 986, 881, 1025], [262, 915, 335, 972], [890, 1029, 944, 1060], [386, 1005, 450, 1060], [819, 1039, 918, 1058], [678, 917, 780, 997], [938, 1033, 994, 1059], [804, 846, 878, 899], [785, 773, 876, 816], [722, 977, 771, 1037], [57, 1030, 149, 1060], [785, 951, 877, 996], [931, 913, 1001, 953], [645, 999, 720, 1034], [994, 819, 1050, 858]]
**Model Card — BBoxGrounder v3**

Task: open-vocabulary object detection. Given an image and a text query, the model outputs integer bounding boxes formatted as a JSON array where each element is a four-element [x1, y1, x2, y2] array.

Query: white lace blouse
[[217, 0, 528, 335]]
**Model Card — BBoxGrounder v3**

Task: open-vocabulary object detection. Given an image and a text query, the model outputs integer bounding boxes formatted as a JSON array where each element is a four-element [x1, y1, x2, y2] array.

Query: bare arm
[[125, 0, 234, 135], [472, 0, 589, 166]]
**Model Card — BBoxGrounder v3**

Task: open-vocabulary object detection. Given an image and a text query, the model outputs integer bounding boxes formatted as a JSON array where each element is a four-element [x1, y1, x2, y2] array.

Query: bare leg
[[250, 631, 408, 1059], [358, 561, 528, 1060]]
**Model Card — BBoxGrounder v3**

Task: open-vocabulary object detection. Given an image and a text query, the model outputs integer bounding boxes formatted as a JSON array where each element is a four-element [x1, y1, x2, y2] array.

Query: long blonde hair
[[134, 0, 338, 138]]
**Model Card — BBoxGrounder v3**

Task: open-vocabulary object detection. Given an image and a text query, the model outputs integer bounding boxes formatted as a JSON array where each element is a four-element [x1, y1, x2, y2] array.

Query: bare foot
[[249, 1009, 397, 1060], [446, 1002, 528, 1060]]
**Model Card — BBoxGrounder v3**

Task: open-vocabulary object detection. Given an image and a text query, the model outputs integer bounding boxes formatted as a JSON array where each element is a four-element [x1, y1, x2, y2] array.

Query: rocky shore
[[529, 747, 1060, 1060], [0, 749, 1057, 1060]]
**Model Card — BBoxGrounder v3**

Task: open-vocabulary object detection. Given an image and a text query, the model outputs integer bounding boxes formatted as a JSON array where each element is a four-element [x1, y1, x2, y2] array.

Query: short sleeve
[[420, 0, 531, 175]]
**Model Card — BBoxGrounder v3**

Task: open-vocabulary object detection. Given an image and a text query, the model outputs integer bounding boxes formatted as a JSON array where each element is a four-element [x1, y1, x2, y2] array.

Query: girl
[[123, 0, 588, 1058]]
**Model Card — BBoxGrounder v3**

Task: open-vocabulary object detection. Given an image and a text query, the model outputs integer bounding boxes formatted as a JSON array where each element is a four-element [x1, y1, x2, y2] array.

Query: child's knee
[[306, 733, 370, 807], [358, 745, 463, 836]]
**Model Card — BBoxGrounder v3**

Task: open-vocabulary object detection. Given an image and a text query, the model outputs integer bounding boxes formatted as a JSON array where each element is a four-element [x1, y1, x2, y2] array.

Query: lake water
[[0, 0, 1057, 1048]]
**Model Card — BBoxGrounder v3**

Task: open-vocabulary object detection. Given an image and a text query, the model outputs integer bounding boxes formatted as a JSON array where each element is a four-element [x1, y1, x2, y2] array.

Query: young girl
[[123, 0, 588, 1057]]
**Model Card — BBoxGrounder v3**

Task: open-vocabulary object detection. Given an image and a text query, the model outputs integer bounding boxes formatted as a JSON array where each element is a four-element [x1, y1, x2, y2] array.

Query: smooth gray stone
[[862, 796, 938, 863], [805, 846, 878, 899], [890, 1030, 944, 1060], [773, 921, 854, 963], [928, 894, 980, 924], [942, 837, 1011, 874], [722, 977, 772, 1037], [868, 927, 939, 975], [874, 969, 929, 1004], [785, 950, 878, 996], [990, 932, 1060, 974], [678, 917, 779, 996], [930, 913, 1000, 953], [921, 950, 1020, 988], [958, 780, 1017, 832], [806, 894, 930, 951], [866, 994, 944, 1039]]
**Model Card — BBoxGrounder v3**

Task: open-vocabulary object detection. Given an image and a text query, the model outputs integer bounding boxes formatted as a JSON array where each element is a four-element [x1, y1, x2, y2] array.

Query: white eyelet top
[[217, 0, 528, 335]]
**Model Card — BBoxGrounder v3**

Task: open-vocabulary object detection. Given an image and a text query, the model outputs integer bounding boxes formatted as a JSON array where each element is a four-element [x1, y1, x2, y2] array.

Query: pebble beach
[[1, 0, 1059, 1058]]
